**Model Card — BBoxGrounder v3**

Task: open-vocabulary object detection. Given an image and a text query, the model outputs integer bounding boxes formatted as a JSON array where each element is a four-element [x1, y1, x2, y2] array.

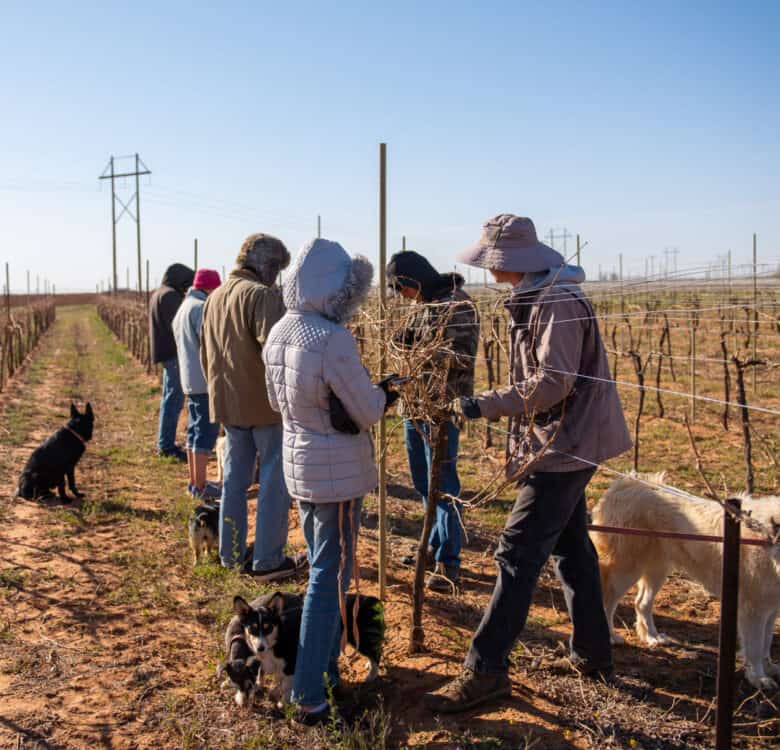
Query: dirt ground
[[1, 306, 778, 749]]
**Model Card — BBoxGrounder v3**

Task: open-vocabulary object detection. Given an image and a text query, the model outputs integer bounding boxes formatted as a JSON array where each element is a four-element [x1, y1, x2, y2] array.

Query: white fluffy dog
[[591, 474, 780, 691]]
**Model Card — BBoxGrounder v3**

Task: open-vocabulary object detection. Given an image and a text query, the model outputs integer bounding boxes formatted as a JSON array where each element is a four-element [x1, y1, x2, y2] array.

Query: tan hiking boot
[[424, 668, 511, 713]]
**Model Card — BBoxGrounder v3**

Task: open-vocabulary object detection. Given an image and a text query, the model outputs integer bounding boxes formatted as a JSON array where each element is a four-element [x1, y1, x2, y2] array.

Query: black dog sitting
[[16, 402, 94, 502]]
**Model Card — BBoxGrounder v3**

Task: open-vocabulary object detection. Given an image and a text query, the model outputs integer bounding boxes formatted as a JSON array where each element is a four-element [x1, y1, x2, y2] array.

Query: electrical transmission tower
[[99, 154, 151, 293], [545, 227, 573, 254]]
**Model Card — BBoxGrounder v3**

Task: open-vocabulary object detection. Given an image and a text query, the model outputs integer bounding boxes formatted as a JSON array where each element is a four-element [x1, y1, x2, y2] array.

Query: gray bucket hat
[[457, 214, 564, 273]]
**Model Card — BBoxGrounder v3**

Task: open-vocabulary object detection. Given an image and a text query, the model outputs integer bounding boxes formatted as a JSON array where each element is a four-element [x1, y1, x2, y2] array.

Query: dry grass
[[0, 300, 777, 749]]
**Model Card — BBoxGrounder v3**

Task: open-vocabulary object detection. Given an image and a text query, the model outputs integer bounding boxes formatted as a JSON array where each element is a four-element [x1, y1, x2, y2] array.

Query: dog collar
[[65, 427, 88, 446]]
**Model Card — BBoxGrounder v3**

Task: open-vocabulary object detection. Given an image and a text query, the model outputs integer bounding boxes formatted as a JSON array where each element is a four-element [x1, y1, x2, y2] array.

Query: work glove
[[449, 396, 482, 420], [376, 374, 401, 410]]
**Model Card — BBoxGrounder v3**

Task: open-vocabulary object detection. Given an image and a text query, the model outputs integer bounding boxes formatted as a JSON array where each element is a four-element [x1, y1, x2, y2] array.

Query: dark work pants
[[465, 467, 612, 674]]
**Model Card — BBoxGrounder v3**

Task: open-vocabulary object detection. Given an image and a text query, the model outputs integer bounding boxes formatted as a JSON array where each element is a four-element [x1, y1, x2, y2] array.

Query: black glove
[[328, 391, 360, 434], [376, 374, 400, 410], [392, 329, 418, 349], [453, 396, 482, 420]]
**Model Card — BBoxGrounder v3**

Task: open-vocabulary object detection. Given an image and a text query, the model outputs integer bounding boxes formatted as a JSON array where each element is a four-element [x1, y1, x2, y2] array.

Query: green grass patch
[[0, 568, 26, 589]]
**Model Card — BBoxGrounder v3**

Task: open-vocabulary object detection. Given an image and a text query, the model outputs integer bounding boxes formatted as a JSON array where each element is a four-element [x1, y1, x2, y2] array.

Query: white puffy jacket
[[263, 239, 386, 503]]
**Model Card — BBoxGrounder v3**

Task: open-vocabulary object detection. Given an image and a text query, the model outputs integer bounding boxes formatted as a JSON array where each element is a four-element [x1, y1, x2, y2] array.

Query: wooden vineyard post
[[409, 421, 448, 654], [690, 319, 697, 423], [732, 357, 757, 494], [377, 142, 388, 601], [715, 498, 741, 750], [752, 233, 758, 394]]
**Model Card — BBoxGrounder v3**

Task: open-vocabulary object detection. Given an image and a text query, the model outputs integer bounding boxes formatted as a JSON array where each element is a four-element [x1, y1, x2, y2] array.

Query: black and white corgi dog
[[232, 590, 385, 705], [188, 502, 219, 564], [217, 612, 263, 707]]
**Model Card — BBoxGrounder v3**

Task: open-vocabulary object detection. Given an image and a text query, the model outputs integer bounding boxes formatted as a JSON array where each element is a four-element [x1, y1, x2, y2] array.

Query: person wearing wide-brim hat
[[425, 214, 631, 714]]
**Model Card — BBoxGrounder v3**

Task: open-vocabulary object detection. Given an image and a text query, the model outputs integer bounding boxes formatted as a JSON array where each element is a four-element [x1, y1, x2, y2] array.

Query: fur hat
[[235, 234, 290, 285]]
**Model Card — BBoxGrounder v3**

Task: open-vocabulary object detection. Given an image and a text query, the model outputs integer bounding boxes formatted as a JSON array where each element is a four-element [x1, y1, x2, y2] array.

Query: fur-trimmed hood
[[283, 239, 373, 324]]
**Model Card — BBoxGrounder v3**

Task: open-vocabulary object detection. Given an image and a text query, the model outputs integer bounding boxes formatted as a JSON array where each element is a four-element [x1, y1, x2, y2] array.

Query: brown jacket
[[476, 283, 631, 476], [200, 269, 285, 428]]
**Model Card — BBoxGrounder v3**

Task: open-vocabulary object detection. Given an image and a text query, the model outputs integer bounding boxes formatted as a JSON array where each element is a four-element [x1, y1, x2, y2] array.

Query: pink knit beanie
[[193, 269, 221, 291]]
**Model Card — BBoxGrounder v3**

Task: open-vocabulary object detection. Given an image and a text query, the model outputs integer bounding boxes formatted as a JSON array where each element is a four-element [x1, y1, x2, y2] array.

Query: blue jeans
[[157, 358, 185, 452], [404, 420, 462, 568], [292, 498, 362, 707], [465, 468, 612, 674], [219, 424, 290, 571], [186, 393, 219, 454]]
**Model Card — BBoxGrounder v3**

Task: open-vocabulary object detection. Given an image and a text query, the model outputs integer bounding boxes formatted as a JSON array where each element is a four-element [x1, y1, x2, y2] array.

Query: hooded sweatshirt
[[263, 239, 386, 502], [149, 263, 195, 363], [475, 263, 631, 475], [387, 251, 480, 406]]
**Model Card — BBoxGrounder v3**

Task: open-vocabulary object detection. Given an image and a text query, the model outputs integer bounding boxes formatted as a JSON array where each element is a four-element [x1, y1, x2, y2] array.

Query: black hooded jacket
[[386, 250, 464, 302], [386, 251, 479, 404], [149, 263, 195, 363]]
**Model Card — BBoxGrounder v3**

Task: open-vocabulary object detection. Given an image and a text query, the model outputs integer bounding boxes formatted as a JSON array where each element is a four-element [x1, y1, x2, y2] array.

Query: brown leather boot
[[424, 668, 511, 713]]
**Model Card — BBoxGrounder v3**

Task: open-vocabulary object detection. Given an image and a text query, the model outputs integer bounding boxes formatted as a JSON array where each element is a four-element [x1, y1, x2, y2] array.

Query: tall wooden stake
[[690, 320, 697, 422], [378, 143, 388, 600], [715, 498, 741, 750], [752, 233, 758, 393]]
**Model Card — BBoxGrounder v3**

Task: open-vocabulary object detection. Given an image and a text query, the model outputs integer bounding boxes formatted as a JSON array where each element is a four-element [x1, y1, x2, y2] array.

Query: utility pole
[[546, 228, 572, 254], [99, 154, 151, 294], [317, 214, 321, 238], [134, 154, 142, 296], [576, 234, 581, 266], [560, 228, 572, 254], [194, 238, 198, 270], [402, 235, 406, 251]]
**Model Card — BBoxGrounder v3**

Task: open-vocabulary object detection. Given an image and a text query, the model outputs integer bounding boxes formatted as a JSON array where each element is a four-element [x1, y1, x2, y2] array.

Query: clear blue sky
[[1, 1, 778, 292]]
